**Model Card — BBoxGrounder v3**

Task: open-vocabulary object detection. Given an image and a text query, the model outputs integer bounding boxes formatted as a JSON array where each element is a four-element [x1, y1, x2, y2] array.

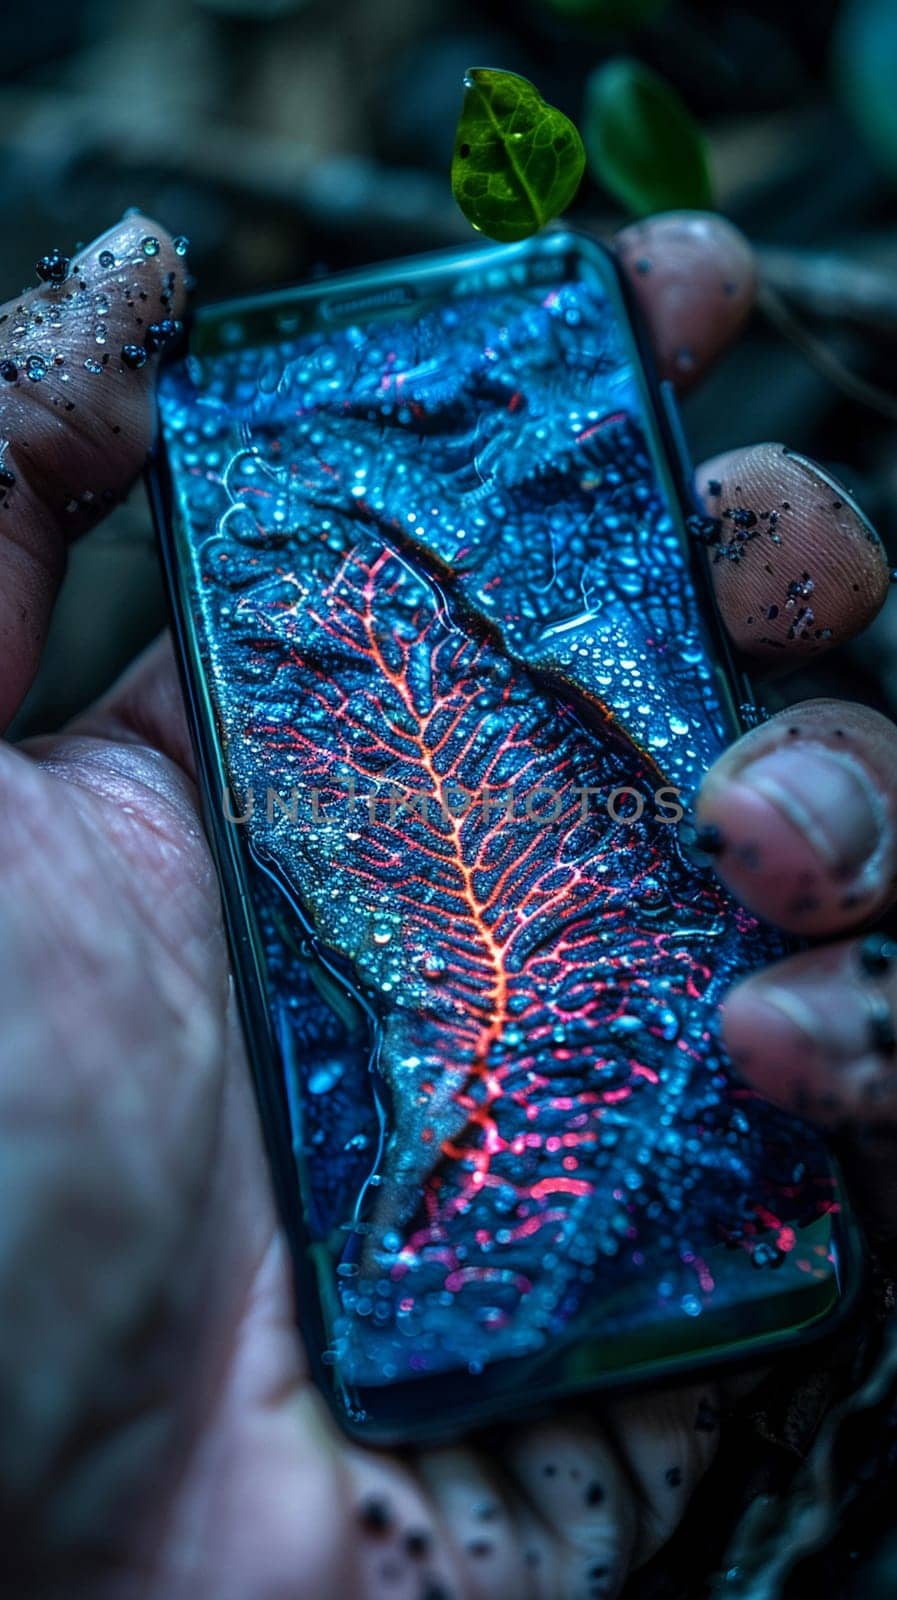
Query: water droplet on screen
[[308, 1060, 344, 1095]]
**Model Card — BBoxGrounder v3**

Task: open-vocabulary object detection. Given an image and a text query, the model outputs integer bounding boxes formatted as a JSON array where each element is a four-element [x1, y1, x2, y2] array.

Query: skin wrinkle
[[3, 896, 216, 1148], [138, 1241, 303, 1594], [745, 983, 830, 1048], [729, 965, 895, 1069], [0, 758, 224, 1160], [740, 743, 888, 878], [0, 918, 228, 1577], [697, 699, 897, 936], [69, 638, 198, 782], [0, 473, 68, 577], [27, 742, 222, 981], [722, 926, 897, 1158], [136, 1036, 355, 1600]]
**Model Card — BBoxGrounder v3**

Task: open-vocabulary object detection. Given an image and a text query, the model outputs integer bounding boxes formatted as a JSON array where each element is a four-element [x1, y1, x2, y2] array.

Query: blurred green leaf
[[834, 0, 897, 179], [542, 0, 669, 27], [583, 57, 713, 216], [451, 68, 586, 243]]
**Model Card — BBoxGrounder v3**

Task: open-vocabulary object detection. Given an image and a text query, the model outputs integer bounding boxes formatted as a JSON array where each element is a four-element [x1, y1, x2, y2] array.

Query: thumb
[[0, 214, 189, 730]]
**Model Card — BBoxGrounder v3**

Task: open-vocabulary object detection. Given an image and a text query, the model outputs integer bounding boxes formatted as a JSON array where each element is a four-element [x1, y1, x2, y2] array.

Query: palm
[[2, 680, 346, 1594], [2, 653, 725, 1600]]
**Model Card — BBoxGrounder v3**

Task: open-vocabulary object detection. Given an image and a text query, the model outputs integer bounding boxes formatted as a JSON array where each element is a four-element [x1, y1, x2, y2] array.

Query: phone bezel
[[147, 228, 863, 1445]]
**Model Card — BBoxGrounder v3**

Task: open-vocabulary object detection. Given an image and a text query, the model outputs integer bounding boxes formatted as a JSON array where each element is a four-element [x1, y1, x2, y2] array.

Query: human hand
[[0, 211, 889, 1600]]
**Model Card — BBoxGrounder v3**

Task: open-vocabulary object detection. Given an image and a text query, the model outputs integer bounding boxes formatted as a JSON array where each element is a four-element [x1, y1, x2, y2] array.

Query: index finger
[[614, 210, 755, 389], [0, 214, 188, 731]]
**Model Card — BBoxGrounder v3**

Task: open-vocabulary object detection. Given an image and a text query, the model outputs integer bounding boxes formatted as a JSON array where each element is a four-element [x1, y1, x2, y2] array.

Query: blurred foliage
[[583, 57, 713, 215], [539, 0, 669, 28], [833, 0, 897, 180], [195, 0, 312, 13], [451, 68, 584, 240]]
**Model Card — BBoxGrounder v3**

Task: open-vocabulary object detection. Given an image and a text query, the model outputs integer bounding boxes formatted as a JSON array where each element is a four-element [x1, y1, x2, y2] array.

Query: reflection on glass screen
[[159, 263, 837, 1396]]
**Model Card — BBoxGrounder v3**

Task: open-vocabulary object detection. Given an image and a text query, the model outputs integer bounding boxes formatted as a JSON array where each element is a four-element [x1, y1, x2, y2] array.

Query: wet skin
[[0, 211, 894, 1600]]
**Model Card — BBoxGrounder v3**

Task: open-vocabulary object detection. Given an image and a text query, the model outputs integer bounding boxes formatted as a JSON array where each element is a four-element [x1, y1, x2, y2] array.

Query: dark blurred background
[[6, 0, 897, 741], [6, 5, 897, 1593]]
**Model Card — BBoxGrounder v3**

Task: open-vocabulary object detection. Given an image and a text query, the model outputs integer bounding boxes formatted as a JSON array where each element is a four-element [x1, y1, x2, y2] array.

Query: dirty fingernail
[[719, 741, 885, 881]]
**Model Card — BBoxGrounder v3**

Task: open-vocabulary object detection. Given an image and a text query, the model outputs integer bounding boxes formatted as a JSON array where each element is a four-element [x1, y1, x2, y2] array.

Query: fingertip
[[36, 211, 189, 466], [696, 443, 890, 660], [2, 210, 190, 489], [345, 1452, 465, 1600], [69, 211, 190, 312], [722, 940, 897, 1130], [722, 972, 818, 1109], [506, 1418, 637, 1598], [615, 210, 755, 388], [0, 215, 191, 730], [606, 1384, 721, 1570], [697, 763, 873, 937], [696, 700, 897, 936]]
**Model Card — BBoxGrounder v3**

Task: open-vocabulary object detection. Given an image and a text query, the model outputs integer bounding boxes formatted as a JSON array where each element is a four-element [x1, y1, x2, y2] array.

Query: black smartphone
[[148, 229, 860, 1444]]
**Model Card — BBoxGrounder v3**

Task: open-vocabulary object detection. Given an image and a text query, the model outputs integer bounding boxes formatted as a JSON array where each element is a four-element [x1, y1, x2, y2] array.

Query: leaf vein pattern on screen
[[224, 528, 733, 1277], [168, 276, 833, 1370]]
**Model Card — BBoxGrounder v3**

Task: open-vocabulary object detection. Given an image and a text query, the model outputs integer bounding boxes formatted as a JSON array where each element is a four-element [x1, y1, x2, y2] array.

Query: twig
[[758, 245, 897, 336], [757, 281, 897, 424]]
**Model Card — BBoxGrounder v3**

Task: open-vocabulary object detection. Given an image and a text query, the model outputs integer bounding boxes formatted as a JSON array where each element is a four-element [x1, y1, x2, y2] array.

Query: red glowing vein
[[357, 550, 511, 1080], [234, 535, 725, 1248]]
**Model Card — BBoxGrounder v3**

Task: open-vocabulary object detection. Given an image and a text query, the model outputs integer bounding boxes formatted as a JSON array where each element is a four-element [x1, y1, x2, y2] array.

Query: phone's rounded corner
[[547, 224, 620, 278], [313, 1385, 413, 1452], [822, 1186, 868, 1340]]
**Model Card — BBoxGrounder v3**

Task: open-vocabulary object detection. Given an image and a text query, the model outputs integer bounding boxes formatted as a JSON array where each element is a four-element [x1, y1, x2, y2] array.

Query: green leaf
[[583, 57, 713, 217], [451, 68, 586, 243], [542, 0, 668, 27]]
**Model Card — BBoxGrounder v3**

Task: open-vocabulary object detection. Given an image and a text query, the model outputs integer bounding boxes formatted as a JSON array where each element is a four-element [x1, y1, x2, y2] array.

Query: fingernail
[[781, 449, 885, 553], [732, 973, 895, 1067], [724, 741, 886, 881]]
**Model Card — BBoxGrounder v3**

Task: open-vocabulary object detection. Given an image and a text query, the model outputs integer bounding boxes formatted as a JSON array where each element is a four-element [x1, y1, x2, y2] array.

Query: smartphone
[[148, 229, 860, 1444]]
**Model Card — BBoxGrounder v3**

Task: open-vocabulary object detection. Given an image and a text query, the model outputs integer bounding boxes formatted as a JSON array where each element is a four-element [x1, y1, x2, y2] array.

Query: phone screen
[[154, 235, 852, 1437]]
